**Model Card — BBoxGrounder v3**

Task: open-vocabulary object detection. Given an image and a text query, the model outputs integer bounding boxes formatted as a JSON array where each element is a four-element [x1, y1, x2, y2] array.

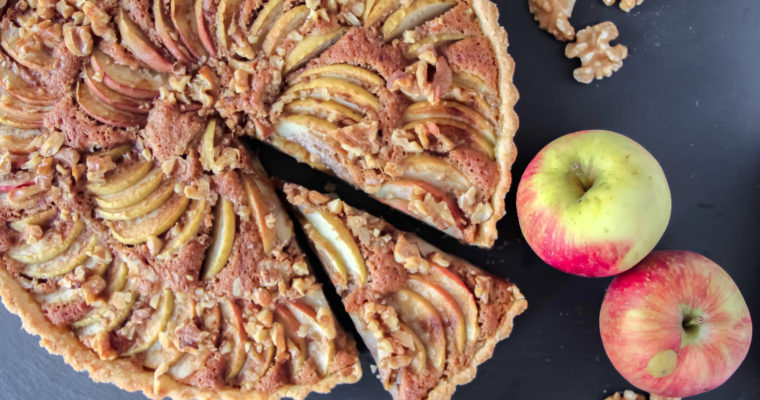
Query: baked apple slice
[[242, 168, 293, 255], [116, 9, 175, 73], [76, 81, 147, 127], [220, 299, 247, 380], [214, 0, 245, 57], [381, 0, 457, 41], [403, 33, 468, 60], [283, 78, 380, 112], [248, 0, 285, 50], [404, 101, 496, 145], [283, 99, 363, 124], [0, 24, 53, 72], [196, 0, 217, 58], [90, 50, 167, 99], [284, 28, 347, 74], [388, 154, 471, 194], [275, 115, 339, 143], [123, 289, 175, 356], [401, 118, 494, 158], [107, 192, 190, 244], [260, 5, 309, 55], [83, 65, 152, 114], [87, 160, 154, 196], [7, 218, 85, 264], [294, 64, 385, 88], [364, 0, 402, 28], [160, 199, 209, 256], [93, 167, 165, 210], [285, 184, 527, 399], [96, 179, 175, 221], [302, 208, 368, 287], [23, 235, 98, 279], [154, 0, 191, 63], [0, 62, 56, 106], [202, 197, 236, 279], [171, 0, 208, 60]]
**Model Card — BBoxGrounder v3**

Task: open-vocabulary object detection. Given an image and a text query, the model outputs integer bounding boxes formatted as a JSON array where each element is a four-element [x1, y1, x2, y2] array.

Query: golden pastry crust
[[472, 0, 520, 247]]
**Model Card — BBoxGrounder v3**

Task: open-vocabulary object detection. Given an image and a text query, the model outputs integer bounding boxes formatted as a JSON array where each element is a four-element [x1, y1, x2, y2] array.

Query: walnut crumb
[[565, 21, 628, 84], [528, 0, 577, 41], [602, 0, 644, 12]]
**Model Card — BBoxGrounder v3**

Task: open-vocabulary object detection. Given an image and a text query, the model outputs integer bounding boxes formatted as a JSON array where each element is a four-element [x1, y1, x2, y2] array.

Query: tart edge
[[0, 266, 362, 400], [472, 0, 520, 248]]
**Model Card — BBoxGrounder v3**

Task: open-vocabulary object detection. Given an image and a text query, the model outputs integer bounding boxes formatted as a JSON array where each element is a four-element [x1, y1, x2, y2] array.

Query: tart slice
[[0, 139, 361, 400], [284, 184, 527, 400]]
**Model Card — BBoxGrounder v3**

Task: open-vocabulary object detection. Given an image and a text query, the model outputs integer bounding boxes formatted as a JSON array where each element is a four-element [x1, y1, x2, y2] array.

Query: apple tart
[[284, 183, 527, 400], [0, 120, 361, 399]]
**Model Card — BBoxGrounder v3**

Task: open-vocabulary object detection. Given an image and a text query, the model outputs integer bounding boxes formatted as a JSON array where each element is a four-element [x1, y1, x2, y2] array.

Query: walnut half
[[565, 21, 628, 84], [528, 0, 577, 41], [603, 0, 645, 13]]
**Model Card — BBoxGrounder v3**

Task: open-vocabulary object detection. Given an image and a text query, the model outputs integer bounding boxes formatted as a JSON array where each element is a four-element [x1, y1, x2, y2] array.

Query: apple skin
[[600, 250, 752, 398], [516, 130, 671, 277]]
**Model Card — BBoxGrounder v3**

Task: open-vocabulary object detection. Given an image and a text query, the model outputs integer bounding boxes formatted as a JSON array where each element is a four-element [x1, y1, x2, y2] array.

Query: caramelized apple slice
[[83, 65, 151, 114], [76, 81, 146, 127], [0, 111, 42, 129], [154, 0, 191, 63], [202, 198, 236, 279], [8, 218, 85, 264], [273, 303, 307, 370], [9, 208, 57, 232], [0, 25, 53, 72], [23, 235, 97, 279], [284, 28, 347, 73], [295, 64, 385, 88], [108, 193, 190, 245], [261, 5, 309, 55], [453, 72, 499, 101], [171, 0, 208, 60], [391, 154, 470, 193], [407, 275, 466, 353], [404, 33, 468, 59], [123, 289, 175, 356], [91, 51, 167, 99], [275, 115, 339, 143], [87, 160, 153, 196], [284, 99, 363, 124], [0, 126, 39, 153], [0, 62, 56, 106], [0, 97, 47, 127], [117, 9, 174, 73], [287, 299, 335, 375], [94, 168, 165, 210], [426, 264, 479, 345], [248, 0, 285, 50], [220, 300, 247, 380], [161, 199, 208, 256], [215, 0, 245, 57], [301, 222, 348, 287], [404, 101, 496, 144], [75, 290, 137, 331], [196, 0, 217, 58], [386, 289, 446, 371], [365, 0, 402, 28], [402, 118, 494, 158], [284, 78, 379, 112], [398, 322, 426, 373], [303, 209, 368, 286], [382, 0, 456, 41], [96, 179, 175, 221], [242, 172, 293, 255]]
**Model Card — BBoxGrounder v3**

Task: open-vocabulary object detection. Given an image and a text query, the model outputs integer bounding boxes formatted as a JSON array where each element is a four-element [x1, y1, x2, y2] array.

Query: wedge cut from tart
[[258, 0, 518, 248], [1, 139, 361, 400], [284, 184, 527, 400]]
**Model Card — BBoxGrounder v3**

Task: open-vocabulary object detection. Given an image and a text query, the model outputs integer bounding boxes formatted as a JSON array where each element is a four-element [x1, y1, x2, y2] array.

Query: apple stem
[[571, 163, 591, 191], [683, 316, 704, 328]]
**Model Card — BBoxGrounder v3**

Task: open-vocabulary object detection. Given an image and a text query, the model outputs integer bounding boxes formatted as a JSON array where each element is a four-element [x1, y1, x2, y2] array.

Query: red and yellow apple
[[599, 250, 752, 398], [516, 130, 671, 277]]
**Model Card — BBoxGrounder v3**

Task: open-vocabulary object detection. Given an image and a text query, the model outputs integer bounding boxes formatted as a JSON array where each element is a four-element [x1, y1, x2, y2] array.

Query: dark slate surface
[[1, 0, 758, 399]]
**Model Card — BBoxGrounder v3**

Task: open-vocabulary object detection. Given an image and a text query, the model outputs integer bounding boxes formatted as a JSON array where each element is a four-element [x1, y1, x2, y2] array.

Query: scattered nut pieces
[[528, 0, 577, 41], [603, 0, 645, 13], [565, 21, 628, 84], [63, 23, 93, 57]]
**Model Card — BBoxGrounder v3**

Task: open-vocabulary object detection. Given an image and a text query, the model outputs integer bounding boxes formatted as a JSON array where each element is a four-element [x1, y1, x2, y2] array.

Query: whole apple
[[516, 130, 671, 277], [600, 250, 752, 398]]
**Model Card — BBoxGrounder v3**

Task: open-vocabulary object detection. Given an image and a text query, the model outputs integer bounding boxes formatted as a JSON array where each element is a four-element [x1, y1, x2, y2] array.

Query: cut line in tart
[[284, 184, 527, 400], [0, 0, 519, 398]]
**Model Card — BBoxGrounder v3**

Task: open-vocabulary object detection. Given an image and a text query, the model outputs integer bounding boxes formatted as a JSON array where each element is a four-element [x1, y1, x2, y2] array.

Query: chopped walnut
[[603, 0, 644, 12], [528, 0, 577, 41], [565, 21, 628, 84]]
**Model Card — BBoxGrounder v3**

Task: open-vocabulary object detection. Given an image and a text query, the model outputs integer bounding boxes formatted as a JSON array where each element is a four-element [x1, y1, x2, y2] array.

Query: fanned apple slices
[[284, 184, 526, 400]]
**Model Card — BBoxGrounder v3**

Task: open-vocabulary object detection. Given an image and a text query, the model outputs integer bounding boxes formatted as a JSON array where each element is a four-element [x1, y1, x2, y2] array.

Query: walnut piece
[[528, 0, 577, 41], [565, 21, 628, 84], [604, 390, 681, 400], [63, 23, 93, 56], [603, 0, 644, 12]]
